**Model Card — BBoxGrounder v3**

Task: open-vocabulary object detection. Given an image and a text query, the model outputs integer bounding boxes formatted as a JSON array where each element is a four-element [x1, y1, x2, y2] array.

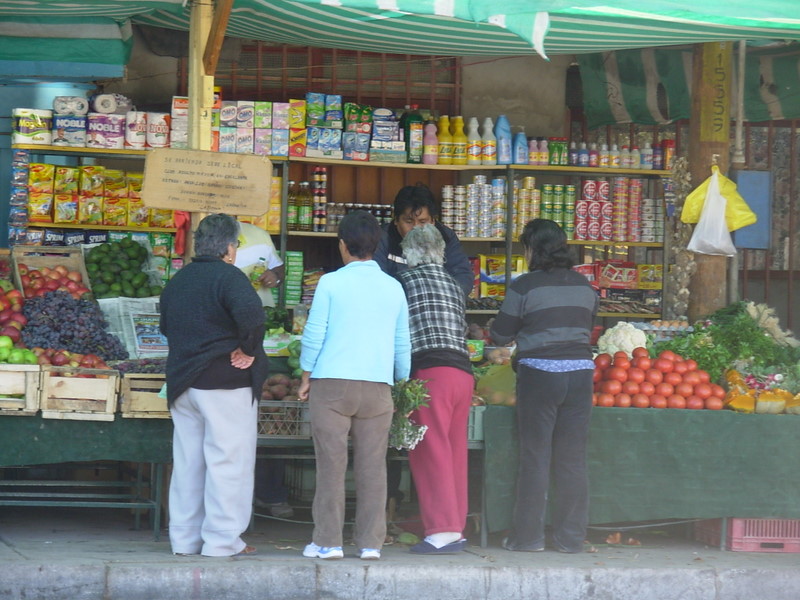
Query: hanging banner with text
[[141, 148, 272, 216]]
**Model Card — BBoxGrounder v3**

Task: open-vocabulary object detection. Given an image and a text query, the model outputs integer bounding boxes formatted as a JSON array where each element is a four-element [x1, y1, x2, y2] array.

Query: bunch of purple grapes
[[22, 291, 128, 360], [109, 357, 167, 374]]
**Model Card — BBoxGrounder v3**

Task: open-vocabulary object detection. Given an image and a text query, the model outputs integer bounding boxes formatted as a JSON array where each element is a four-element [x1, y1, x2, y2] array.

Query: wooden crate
[[40, 366, 119, 421], [0, 364, 41, 416], [119, 373, 169, 418], [11, 245, 90, 293]]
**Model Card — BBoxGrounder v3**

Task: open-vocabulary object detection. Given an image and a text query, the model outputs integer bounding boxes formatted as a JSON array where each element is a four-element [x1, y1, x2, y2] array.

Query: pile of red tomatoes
[[593, 347, 725, 410]]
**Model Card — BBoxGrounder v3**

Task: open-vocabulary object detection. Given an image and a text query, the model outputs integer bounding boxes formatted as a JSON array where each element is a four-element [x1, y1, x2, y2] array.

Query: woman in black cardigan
[[160, 213, 268, 557]]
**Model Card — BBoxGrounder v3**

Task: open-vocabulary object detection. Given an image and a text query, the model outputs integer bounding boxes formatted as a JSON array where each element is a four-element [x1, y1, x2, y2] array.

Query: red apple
[[37, 355, 51, 365], [5, 321, 22, 331], [50, 351, 70, 366], [65, 280, 79, 293], [66, 271, 82, 283], [20, 274, 30, 287], [17, 264, 28, 276], [0, 326, 20, 343], [0, 308, 13, 324], [7, 289, 23, 301]]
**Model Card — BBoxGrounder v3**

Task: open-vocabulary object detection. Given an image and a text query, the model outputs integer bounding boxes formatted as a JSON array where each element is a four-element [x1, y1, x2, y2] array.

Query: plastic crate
[[468, 405, 486, 441], [695, 518, 800, 552], [258, 400, 310, 438]]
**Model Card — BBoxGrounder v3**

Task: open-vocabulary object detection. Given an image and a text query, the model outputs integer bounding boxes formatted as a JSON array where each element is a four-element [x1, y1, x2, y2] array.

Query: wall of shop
[[461, 55, 572, 138]]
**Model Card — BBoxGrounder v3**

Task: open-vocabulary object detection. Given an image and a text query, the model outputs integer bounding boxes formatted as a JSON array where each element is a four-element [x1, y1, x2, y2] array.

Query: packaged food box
[[598, 261, 638, 289], [637, 264, 664, 289]]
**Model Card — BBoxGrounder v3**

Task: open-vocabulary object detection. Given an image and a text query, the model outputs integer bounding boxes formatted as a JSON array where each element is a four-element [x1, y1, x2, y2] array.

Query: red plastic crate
[[695, 518, 800, 552]]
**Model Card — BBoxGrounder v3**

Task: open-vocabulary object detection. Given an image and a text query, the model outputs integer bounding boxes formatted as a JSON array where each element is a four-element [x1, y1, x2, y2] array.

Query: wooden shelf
[[466, 309, 499, 315], [509, 164, 672, 177], [26, 222, 177, 233], [568, 240, 663, 247], [287, 230, 337, 237], [597, 312, 661, 319], [13, 144, 148, 159], [290, 156, 506, 171]]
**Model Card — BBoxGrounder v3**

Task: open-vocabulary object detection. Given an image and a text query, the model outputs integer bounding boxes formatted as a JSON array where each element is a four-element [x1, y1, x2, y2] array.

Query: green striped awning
[[2, 1, 800, 59]]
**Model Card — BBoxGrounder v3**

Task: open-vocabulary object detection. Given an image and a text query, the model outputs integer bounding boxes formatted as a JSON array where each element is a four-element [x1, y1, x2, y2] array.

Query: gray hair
[[401, 223, 445, 267], [194, 213, 240, 257]]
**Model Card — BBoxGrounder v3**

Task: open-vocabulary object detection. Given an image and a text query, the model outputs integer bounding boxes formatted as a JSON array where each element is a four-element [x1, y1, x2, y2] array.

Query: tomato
[[594, 353, 612, 370], [593, 368, 603, 383], [696, 370, 710, 384], [600, 379, 623, 395], [650, 394, 668, 409], [632, 347, 650, 359], [682, 371, 702, 387], [613, 357, 631, 370], [653, 358, 674, 373], [621, 381, 640, 395], [627, 367, 645, 384], [705, 396, 724, 410], [659, 350, 679, 362], [685, 395, 704, 410], [667, 394, 686, 409], [655, 382, 674, 397], [684, 359, 698, 371], [694, 382, 713, 400], [632, 356, 651, 371], [710, 384, 726, 399], [664, 371, 683, 387], [613, 351, 630, 362], [605, 367, 628, 383], [614, 393, 632, 408], [675, 382, 694, 398], [639, 381, 655, 396], [672, 361, 689, 375], [631, 393, 650, 408], [597, 393, 615, 407], [645, 369, 663, 385]]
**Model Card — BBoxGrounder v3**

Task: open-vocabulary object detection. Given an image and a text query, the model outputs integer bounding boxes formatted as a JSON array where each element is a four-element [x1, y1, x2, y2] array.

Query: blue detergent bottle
[[512, 126, 528, 164], [494, 114, 513, 165]]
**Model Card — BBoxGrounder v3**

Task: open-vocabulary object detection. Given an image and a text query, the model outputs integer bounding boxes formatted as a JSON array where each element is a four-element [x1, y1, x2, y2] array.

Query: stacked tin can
[[625, 178, 644, 241], [489, 177, 506, 238], [609, 177, 628, 242], [514, 176, 538, 238], [440, 184, 455, 231], [640, 196, 664, 243], [563, 184, 576, 240]]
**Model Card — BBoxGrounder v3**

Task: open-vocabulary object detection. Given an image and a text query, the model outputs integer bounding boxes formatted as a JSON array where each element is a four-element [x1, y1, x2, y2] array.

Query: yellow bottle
[[250, 257, 267, 289], [437, 114, 453, 165], [451, 115, 467, 165]]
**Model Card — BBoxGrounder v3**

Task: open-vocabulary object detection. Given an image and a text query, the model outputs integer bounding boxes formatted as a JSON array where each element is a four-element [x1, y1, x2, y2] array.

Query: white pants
[[169, 387, 257, 557]]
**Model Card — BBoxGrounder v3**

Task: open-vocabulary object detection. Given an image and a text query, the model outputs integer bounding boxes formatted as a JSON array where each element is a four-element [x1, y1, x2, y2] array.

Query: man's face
[[396, 206, 433, 238]]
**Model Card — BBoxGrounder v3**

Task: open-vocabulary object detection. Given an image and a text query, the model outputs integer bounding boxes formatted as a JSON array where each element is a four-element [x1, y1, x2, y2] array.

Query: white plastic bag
[[686, 169, 737, 256]]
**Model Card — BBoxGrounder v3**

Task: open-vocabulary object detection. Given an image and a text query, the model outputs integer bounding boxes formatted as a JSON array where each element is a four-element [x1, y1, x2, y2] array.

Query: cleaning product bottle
[[652, 142, 663, 170], [437, 114, 453, 165], [578, 142, 590, 167], [422, 121, 439, 165], [620, 145, 630, 169], [494, 114, 512, 165], [588, 143, 599, 168], [451, 115, 467, 165], [609, 144, 620, 168], [528, 138, 539, 164], [512, 127, 528, 165], [630, 146, 641, 169], [466, 117, 482, 165], [481, 117, 497, 165], [640, 142, 653, 170], [568, 141, 579, 166], [404, 104, 424, 164], [599, 143, 610, 167]]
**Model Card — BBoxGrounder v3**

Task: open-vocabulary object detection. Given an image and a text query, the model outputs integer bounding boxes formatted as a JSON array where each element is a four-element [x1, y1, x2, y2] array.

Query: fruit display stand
[[118, 373, 169, 419], [480, 406, 800, 540], [10, 245, 90, 294], [39, 366, 119, 421], [0, 363, 40, 416]]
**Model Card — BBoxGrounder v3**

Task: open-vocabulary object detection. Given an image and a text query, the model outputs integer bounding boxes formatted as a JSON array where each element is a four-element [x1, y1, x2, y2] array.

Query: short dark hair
[[520, 218, 574, 271], [338, 210, 381, 258], [393, 183, 439, 221]]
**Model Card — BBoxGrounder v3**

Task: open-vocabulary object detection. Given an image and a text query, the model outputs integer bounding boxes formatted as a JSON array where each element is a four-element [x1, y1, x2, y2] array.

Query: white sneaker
[[359, 548, 381, 560], [303, 542, 343, 559]]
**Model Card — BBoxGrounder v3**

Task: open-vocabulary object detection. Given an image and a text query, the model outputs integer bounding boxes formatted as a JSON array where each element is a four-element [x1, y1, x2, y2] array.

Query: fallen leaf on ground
[[606, 532, 622, 545]]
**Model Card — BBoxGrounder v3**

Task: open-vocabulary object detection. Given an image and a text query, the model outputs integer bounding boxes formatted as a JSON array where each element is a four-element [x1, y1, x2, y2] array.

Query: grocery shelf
[[568, 240, 663, 247], [466, 309, 499, 315], [12, 144, 147, 159], [597, 312, 661, 319], [25, 222, 177, 234], [461, 237, 506, 243], [287, 230, 336, 238], [290, 156, 506, 171], [509, 164, 672, 177]]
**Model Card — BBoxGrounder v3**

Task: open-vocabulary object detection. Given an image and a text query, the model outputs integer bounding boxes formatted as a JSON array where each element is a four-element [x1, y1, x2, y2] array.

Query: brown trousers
[[309, 378, 392, 550]]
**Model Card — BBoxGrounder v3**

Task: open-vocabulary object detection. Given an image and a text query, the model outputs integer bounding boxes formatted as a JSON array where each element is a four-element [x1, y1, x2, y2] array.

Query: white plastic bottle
[[620, 145, 630, 169], [588, 143, 599, 168], [640, 142, 653, 170], [609, 144, 620, 168], [481, 117, 497, 165], [599, 143, 610, 167], [466, 117, 482, 165], [629, 146, 641, 169], [528, 138, 539, 165]]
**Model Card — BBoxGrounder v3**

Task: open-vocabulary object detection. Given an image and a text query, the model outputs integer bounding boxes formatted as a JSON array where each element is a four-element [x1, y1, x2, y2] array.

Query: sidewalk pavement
[[2, 505, 800, 600]]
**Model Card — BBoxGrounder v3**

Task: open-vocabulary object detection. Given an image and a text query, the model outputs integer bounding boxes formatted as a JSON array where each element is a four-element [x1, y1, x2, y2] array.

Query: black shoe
[[502, 536, 544, 552]]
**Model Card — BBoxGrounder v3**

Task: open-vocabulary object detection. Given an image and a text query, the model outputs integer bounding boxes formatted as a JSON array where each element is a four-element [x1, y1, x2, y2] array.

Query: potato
[[270, 383, 288, 400]]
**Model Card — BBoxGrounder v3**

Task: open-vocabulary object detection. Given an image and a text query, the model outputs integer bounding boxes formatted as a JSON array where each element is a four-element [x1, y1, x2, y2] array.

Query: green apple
[[7, 349, 25, 364], [22, 350, 38, 365], [0, 335, 13, 351], [0, 347, 10, 362]]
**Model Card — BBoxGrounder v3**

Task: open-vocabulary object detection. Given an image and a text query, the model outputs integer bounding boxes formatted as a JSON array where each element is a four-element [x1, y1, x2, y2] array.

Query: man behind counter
[[374, 183, 473, 298]]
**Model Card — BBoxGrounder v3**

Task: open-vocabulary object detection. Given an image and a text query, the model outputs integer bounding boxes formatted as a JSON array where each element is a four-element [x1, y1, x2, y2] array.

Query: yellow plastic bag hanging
[[681, 165, 757, 231], [475, 363, 516, 406]]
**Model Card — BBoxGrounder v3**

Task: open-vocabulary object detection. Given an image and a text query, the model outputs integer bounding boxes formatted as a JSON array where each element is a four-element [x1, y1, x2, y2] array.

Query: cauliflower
[[596, 322, 647, 357]]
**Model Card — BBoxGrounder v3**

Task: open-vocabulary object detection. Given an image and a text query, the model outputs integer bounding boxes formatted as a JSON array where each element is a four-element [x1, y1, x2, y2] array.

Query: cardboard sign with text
[[141, 148, 272, 216]]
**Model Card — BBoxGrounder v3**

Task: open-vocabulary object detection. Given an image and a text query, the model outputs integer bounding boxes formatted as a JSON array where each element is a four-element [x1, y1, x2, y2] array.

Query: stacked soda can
[[552, 184, 565, 227], [312, 166, 328, 232], [575, 178, 596, 241], [452, 185, 467, 237], [563, 184, 576, 240], [626, 178, 644, 241], [541, 184, 554, 221], [640, 196, 664, 243], [463, 175, 493, 238], [440, 184, 455, 230], [610, 176, 628, 242]]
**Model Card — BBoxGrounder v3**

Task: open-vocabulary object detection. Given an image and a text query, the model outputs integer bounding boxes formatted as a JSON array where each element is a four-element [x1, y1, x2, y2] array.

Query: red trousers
[[408, 366, 474, 536]]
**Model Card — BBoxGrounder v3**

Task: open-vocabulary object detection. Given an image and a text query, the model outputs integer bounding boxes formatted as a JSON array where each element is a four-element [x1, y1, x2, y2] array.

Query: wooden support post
[[687, 42, 733, 322]]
